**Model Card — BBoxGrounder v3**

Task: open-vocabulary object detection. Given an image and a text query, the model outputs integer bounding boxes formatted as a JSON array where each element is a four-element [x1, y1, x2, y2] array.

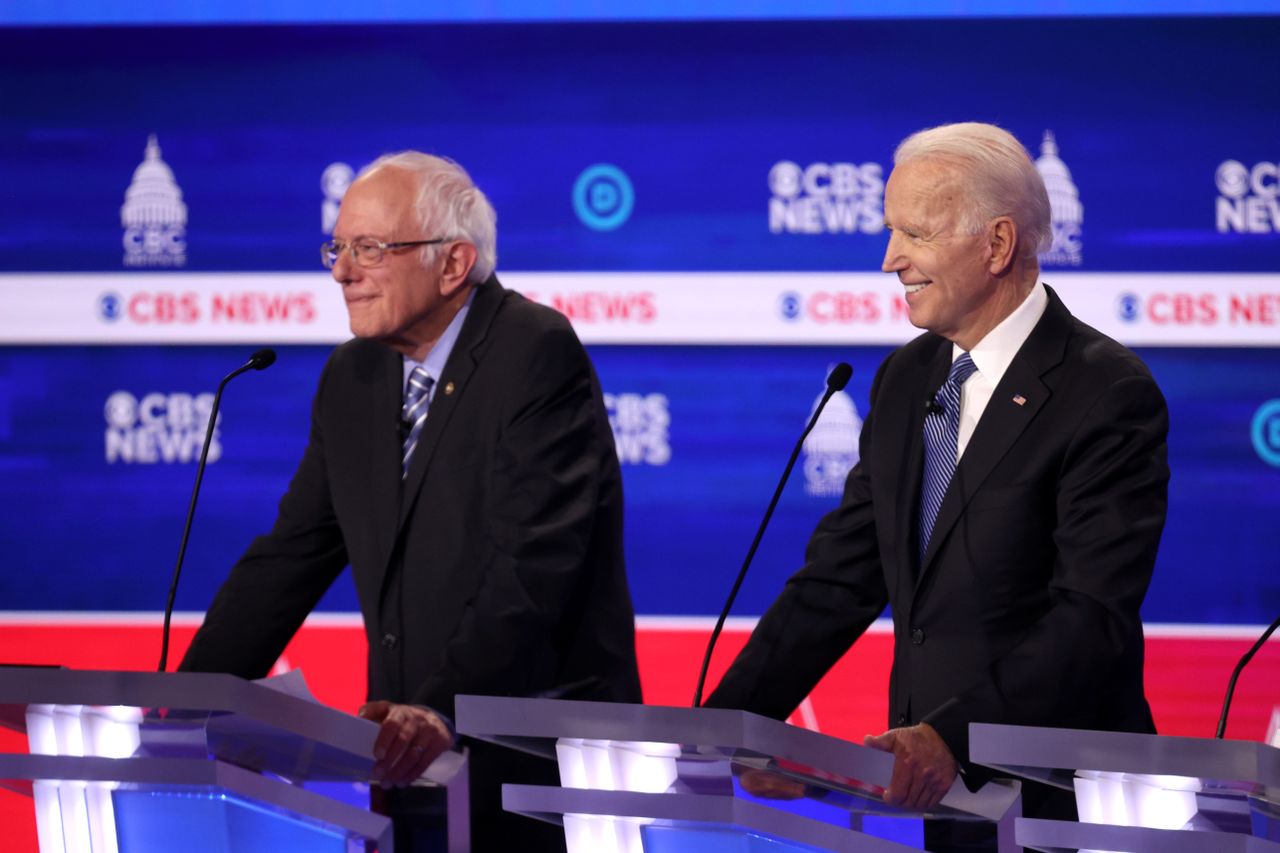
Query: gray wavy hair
[[360, 151, 497, 283], [895, 122, 1051, 259]]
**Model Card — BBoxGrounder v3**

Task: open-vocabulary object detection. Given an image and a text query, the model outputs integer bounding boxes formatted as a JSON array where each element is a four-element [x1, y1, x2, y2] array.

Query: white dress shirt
[[955, 281, 1049, 458]]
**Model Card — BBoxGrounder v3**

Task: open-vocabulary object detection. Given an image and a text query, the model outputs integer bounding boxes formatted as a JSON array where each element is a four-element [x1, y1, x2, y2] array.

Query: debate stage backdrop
[[1, 10, 1278, 841]]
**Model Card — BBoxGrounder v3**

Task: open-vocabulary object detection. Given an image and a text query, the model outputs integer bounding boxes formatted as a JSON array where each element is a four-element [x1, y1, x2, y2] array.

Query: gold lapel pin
[[443, 381, 455, 396]]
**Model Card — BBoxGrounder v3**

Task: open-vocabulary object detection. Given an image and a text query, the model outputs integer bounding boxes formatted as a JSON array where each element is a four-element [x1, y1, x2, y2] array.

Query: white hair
[[359, 151, 498, 283], [894, 122, 1051, 259]]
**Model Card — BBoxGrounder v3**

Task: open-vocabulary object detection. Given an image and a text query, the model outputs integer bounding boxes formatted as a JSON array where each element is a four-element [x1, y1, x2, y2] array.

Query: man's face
[[881, 158, 999, 349], [331, 168, 447, 356]]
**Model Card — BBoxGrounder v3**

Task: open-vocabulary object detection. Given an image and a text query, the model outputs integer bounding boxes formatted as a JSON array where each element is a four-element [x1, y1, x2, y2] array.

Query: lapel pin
[[1012, 394, 1027, 406], [443, 381, 455, 396]]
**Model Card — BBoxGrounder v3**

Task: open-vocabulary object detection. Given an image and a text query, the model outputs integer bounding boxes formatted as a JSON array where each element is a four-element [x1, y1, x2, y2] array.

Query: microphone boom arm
[[692, 363, 852, 707], [158, 349, 275, 672]]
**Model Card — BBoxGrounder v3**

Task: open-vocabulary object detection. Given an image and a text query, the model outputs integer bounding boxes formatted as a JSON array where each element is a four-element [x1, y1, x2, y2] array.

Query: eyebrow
[[887, 220, 923, 236]]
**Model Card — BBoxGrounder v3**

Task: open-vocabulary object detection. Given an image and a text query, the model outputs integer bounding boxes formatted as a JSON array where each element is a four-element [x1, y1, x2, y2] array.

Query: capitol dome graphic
[[802, 384, 862, 497], [121, 135, 187, 267], [1034, 130, 1083, 267]]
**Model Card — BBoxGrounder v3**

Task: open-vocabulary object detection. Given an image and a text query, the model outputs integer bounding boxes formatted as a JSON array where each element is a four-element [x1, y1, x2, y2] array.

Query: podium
[[456, 696, 1022, 852], [970, 723, 1280, 851], [0, 668, 464, 853]]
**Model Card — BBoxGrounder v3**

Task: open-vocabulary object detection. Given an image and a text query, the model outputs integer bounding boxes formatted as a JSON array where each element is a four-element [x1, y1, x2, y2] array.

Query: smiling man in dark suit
[[707, 122, 1169, 851], [181, 152, 641, 852]]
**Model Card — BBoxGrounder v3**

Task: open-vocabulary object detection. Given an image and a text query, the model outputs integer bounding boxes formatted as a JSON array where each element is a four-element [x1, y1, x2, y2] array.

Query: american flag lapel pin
[[1012, 394, 1027, 406]]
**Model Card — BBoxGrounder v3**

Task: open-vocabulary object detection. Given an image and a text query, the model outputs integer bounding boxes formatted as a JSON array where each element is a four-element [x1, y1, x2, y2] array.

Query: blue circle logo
[[99, 292, 123, 321], [1117, 293, 1141, 323], [1251, 399, 1280, 467], [778, 291, 803, 321], [573, 164, 634, 231]]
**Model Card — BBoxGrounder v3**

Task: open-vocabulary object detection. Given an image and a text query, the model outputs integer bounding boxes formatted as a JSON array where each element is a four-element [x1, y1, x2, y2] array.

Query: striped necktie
[[919, 352, 977, 562], [401, 366, 434, 478]]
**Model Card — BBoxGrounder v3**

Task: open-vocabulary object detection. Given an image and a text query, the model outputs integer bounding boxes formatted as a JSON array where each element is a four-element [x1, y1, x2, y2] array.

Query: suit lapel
[[397, 277, 504, 533], [369, 346, 404, 579], [915, 287, 1072, 590]]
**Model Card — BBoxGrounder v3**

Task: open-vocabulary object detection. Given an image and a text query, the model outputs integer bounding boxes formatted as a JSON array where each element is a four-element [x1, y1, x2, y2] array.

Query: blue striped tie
[[401, 366, 434, 479], [919, 352, 977, 562]]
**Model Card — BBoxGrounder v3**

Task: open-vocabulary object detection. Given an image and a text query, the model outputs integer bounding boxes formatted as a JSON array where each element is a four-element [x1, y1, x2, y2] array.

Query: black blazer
[[708, 287, 1168, 782], [181, 276, 642, 716]]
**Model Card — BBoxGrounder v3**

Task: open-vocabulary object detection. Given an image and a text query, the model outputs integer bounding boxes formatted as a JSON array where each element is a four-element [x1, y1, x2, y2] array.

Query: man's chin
[[346, 316, 383, 340], [904, 304, 930, 332]]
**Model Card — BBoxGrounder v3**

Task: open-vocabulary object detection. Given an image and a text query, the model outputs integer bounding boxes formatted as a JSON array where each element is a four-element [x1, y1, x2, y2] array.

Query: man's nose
[[332, 245, 359, 283], [881, 232, 906, 274]]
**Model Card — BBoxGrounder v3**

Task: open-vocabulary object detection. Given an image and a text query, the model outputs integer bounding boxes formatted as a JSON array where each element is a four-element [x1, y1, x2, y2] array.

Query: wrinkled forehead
[[353, 167, 420, 212], [336, 168, 419, 236], [886, 157, 970, 225]]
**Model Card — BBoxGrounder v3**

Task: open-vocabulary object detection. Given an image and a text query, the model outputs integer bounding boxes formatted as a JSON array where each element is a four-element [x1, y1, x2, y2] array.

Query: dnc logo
[[1252, 400, 1280, 467], [573, 164, 634, 231]]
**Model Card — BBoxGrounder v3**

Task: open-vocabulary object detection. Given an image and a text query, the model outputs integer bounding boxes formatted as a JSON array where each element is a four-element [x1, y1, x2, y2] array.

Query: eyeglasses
[[321, 237, 446, 269]]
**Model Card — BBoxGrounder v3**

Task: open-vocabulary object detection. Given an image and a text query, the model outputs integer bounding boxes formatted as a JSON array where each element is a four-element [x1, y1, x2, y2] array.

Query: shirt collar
[[403, 288, 476, 390], [952, 280, 1048, 383]]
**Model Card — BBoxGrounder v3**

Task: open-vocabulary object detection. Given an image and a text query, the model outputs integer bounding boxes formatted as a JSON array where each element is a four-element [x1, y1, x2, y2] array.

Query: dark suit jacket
[[707, 286, 1168, 783], [181, 277, 641, 843]]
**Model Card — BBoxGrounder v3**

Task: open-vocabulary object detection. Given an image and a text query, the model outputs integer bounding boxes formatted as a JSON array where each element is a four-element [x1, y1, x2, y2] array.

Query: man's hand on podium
[[863, 722, 957, 811], [738, 768, 808, 799], [359, 700, 455, 787]]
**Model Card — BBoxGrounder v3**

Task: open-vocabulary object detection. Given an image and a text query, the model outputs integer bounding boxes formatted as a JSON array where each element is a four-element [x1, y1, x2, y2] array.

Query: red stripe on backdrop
[[0, 616, 1276, 851]]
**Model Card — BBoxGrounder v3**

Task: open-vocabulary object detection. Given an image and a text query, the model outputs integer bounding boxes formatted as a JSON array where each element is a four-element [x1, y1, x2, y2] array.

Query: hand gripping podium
[[455, 696, 1022, 853], [970, 723, 1280, 852], [0, 668, 461, 853]]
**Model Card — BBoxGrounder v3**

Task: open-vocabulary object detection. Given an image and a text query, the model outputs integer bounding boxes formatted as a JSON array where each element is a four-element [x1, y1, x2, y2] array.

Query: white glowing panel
[[1074, 766, 1203, 853], [555, 738, 681, 853], [24, 704, 142, 853]]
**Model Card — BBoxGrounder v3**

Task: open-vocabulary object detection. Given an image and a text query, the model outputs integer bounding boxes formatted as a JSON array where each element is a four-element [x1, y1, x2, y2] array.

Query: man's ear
[[439, 241, 479, 297], [987, 216, 1018, 275]]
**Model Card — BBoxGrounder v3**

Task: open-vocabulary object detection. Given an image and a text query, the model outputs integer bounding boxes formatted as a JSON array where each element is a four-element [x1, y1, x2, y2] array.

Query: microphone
[[924, 393, 943, 415], [158, 349, 277, 672], [246, 349, 277, 371], [1214, 613, 1280, 738], [693, 363, 852, 707]]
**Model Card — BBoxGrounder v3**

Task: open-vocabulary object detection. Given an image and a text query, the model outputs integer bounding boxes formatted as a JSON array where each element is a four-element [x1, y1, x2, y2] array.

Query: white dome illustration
[[804, 390, 862, 458], [121, 135, 187, 228], [1034, 131, 1082, 224]]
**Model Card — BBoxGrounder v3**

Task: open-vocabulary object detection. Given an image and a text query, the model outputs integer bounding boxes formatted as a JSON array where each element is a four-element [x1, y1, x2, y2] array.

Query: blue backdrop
[[2, 19, 1278, 272], [0, 15, 1277, 625], [1, 343, 1277, 622]]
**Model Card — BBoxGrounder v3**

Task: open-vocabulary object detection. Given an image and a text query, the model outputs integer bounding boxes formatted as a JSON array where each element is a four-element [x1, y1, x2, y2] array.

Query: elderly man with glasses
[[181, 152, 642, 852]]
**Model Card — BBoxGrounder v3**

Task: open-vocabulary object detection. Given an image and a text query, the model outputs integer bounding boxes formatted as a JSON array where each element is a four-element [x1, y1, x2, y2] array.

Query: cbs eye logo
[[104, 391, 138, 427], [1117, 293, 1142, 323], [99, 292, 124, 321], [778, 291, 803, 321], [573, 164, 634, 232]]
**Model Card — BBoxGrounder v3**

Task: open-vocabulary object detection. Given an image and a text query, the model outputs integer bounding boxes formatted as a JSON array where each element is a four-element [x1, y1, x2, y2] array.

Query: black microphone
[[925, 393, 943, 415], [693, 363, 853, 707], [158, 348, 277, 672], [1214, 613, 1280, 738], [246, 348, 277, 371]]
